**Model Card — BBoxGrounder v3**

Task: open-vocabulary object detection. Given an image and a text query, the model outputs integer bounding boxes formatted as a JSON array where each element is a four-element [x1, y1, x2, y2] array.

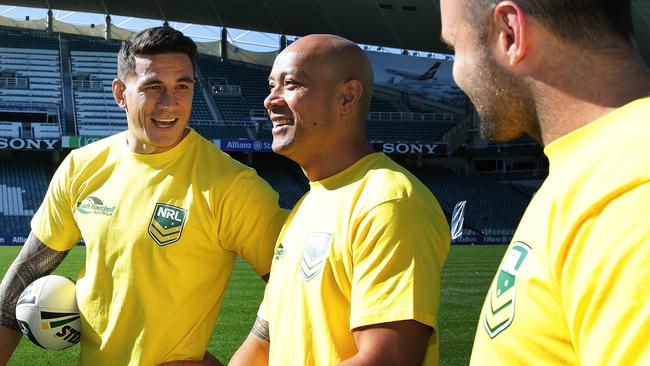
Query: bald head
[[281, 34, 374, 121]]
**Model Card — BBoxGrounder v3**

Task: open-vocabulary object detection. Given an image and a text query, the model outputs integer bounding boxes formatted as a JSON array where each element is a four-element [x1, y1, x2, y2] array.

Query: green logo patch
[[148, 203, 187, 246], [76, 196, 115, 216], [483, 241, 531, 338]]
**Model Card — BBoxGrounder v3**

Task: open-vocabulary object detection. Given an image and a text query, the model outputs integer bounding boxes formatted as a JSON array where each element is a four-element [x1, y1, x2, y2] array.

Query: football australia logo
[[300, 232, 332, 282], [148, 203, 187, 246], [76, 196, 115, 216], [483, 241, 532, 338]]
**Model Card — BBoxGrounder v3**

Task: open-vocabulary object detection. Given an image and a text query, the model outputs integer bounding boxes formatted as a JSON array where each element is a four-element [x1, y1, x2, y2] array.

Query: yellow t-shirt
[[31, 129, 287, 366], [259, 152, 450, 365], [471, 97, 650, 365]]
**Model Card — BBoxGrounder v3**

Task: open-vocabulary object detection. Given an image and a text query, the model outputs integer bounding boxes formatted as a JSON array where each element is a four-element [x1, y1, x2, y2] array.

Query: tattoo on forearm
[[0, 232, 69, 331], [251, 316, 270, 342]]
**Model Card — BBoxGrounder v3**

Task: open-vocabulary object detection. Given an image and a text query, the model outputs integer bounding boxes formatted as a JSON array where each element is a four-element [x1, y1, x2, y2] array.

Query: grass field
[[0, 244, 506, 366]]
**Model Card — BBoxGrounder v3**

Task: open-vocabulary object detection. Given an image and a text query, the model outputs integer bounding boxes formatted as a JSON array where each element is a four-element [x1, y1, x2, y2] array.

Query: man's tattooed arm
[[0, 232, 70, 331], [251, 316, 270, 342]]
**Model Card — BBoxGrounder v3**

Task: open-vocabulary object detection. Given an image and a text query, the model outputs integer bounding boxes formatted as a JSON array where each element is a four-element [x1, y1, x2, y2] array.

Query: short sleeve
[[350, 197, 450, 331], [219, 169, 288, 276], [257, 285, 269, 322], [561, 182, 650, 365], [31, 154, 82, 250]]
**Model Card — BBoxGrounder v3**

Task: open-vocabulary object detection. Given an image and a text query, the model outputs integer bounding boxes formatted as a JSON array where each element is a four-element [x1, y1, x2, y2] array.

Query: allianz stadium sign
[[376, 142, 447, 155], [0, 137, 61, 151]]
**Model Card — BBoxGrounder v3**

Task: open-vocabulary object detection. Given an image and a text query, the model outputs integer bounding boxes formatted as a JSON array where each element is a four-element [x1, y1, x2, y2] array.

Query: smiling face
[[440, 0, 536, 143], [264, 49, 338, 162], [114, 52, 195, 154]]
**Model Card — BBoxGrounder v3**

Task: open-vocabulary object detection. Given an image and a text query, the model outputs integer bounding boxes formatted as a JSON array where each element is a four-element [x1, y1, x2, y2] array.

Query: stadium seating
[[69, 51, 125, 135], [192, 124, 251, 140], [365, 120, 455, 142], [0, 158, 49, 235], [411, 166, 529, 233], [197, 55, 270, 122], [0, 47, 63, 106], [0, 26, 59, 50], [252, 161, 308, 209]]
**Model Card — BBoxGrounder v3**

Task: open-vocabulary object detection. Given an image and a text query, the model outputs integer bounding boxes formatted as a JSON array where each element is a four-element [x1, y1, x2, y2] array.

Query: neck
[[531, 48, 650, 145], [300, 136, 373, 182]]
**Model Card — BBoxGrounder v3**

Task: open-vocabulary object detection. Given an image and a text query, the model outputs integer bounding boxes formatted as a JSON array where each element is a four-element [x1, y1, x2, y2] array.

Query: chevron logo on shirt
[[148, 203, 187, 246], [483, 241, 531, 338], [300, 232, 332, 282]]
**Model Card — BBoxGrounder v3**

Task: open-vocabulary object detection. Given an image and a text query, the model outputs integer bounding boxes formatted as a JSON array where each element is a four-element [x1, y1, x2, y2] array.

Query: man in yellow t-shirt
[[0, 27, 286, 366], [229, 35, 450, 366], [439, 0, 650, 364]]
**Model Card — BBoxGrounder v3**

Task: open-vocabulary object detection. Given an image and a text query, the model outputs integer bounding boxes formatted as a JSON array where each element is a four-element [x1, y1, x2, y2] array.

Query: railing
[[0, 122, 21, 137], [32, 122, 61, 138], [72, 79, 103, 91], [0, 102, 55, 112], [249, 109, 268, 122], [211, 84, 241, 96], [367, 111, 454, 122], [0, 77, 28, 89]]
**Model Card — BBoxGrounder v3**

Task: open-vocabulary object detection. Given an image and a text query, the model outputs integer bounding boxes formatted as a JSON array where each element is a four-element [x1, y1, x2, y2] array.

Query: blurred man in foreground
[[439, 0, 650, 364]]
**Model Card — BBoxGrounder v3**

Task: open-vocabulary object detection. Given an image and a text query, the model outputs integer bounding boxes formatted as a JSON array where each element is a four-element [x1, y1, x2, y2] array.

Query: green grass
[[0, 244, 506, 366]]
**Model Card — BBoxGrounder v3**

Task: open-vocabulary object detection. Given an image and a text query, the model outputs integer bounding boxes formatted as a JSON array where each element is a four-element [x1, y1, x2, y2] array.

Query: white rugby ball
[[15, 275, 81, 350]]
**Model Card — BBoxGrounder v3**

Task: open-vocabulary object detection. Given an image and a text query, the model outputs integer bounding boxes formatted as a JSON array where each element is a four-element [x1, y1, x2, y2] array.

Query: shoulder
[[358, 154, 436, 207], [60, 132, 124, 173]]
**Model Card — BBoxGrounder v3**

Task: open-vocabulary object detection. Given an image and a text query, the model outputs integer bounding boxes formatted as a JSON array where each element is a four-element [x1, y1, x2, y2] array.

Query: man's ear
[[493, 1, 528, 65], [339, 80, 363, 115], [112, 79, 127, 108]]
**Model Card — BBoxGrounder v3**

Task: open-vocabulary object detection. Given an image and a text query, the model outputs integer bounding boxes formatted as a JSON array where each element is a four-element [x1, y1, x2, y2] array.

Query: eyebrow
[[141, 76, 195, 86], [268, 69, 310, 82]]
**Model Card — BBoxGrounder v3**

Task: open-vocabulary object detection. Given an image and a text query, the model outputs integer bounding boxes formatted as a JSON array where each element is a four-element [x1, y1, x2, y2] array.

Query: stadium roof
[[0, 0, 649, 64]]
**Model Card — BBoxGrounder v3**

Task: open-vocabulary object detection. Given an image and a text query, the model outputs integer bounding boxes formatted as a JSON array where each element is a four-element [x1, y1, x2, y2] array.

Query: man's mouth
[[272, 118, 293, 128], [151, 118, 178, 128]]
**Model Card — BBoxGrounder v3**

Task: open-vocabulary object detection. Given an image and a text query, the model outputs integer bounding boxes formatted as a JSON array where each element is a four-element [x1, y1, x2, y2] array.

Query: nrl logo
[[148, 203, 187, 246], [483, 241, 532, 338], [300, 232, 332, 282]]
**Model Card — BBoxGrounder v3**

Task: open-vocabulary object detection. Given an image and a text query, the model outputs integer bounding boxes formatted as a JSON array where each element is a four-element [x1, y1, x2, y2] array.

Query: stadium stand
[[197, 55, 270, 123], [252, 160, 308, 209], [0, 26, 59, 50], [411, 166, 529, 234], [69, 50, 125, 135], [0, 27, 63, 137], [0, 157, 49, 235], [192, 124, 250, 140], [366, 119, 455, 142]]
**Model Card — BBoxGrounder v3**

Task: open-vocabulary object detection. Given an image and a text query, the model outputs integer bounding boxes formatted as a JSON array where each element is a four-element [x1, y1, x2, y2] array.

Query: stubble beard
[[471, 52, 538, 143]]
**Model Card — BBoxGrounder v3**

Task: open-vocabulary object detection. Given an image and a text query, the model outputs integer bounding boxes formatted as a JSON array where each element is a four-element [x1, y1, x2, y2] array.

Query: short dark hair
[[117, 26, 197, 80], [467, 0, 634, 48]]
